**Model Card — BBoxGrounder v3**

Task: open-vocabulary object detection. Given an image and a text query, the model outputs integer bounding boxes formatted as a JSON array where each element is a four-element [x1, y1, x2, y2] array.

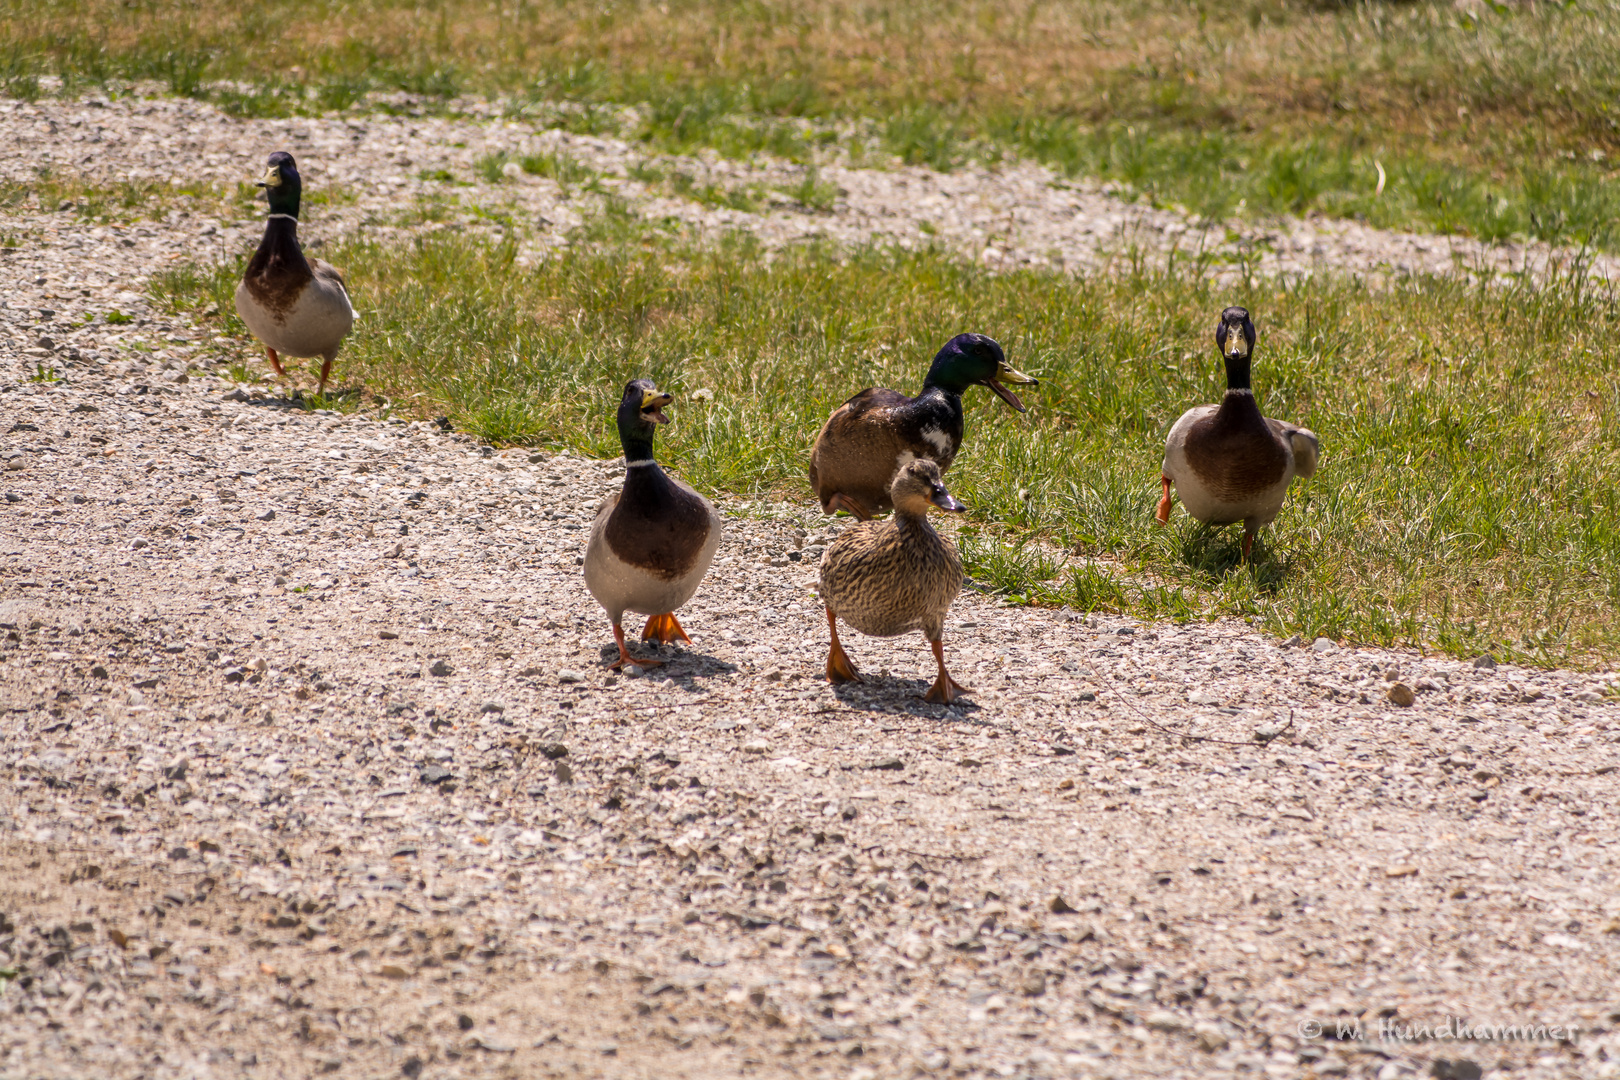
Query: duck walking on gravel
[[819, 459, 970, 704], [234, 151, 355, 395], [808, 333, 1037, 520], [584, 380, 723, 670], [1156, 306, 1319, 561]]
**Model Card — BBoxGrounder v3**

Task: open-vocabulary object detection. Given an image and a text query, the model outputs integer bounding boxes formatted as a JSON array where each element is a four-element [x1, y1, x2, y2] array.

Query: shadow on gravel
[[594, 643, 738, 682], [830, 679, 982, 718], [222, 387, 360, 412]]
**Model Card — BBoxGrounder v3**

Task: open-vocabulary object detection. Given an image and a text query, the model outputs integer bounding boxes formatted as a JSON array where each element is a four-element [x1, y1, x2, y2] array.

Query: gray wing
[[1267, 418, 1320, 479]]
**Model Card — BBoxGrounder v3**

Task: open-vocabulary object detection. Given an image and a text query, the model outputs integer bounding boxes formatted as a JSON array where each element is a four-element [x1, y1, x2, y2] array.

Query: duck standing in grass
[[1157, 306, 1319, 561], [819, 459, 970, 704], [584, 380, 722, 670], [235, 151, 354, 395], [808, 333, 1037, 520]]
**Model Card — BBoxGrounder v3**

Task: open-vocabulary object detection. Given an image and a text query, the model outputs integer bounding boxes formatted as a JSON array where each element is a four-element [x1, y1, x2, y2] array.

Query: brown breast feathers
[[604, 471, 712, 581], [1184, 395, 1288, 501], [242, 220, 314, 320]]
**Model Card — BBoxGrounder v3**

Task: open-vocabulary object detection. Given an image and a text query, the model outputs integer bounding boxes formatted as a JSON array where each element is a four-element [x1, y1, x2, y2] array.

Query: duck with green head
[[808, 333, 1037, 520], [1157, 306, 1320, 561], [584, 380, 723, 670], [234, 151, 355, 394]]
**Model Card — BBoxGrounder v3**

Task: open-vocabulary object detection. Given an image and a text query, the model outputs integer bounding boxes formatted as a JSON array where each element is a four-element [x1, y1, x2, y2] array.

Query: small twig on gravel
[[1082, 660, 1294, 748], [899, 849, 984, 862]]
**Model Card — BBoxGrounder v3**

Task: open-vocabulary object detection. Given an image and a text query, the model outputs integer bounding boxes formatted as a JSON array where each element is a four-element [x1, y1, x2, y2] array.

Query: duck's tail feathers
[[1289, 428, 1320, 479]]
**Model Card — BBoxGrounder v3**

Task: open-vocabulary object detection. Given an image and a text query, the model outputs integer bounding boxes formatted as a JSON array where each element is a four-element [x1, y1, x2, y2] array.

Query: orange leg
[[609, 623, 664, 671], [1154, 476, 1173, 524], [826, 493, 874, 521], [1241, 531, 1256, 563], [825, 607, 862, 684], [641, 612, 692, 645], [923, 637, 970, 704], [317, 355, 335, 394], [265, 346, 286, 377]]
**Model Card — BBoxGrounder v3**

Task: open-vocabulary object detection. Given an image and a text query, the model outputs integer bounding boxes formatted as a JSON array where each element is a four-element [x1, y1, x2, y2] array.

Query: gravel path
[[3, 93, 1616, 285], [3, 94, 1620, 1080]]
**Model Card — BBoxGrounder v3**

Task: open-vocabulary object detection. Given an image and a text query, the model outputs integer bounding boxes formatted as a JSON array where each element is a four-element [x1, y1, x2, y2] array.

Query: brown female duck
[[819, 459, 970, 704]]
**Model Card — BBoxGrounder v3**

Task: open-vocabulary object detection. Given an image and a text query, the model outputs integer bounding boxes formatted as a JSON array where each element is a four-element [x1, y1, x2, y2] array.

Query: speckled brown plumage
[[820, 513, 963, 641], [818, 459, 970, 703]]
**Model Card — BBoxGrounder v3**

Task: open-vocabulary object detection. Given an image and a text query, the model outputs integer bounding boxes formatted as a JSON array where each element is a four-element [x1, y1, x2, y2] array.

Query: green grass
[[775, 166, 841, 213], [0, 168, 257, 224], [11, 0, 1620, 248], [150, 209, 1620, 667]]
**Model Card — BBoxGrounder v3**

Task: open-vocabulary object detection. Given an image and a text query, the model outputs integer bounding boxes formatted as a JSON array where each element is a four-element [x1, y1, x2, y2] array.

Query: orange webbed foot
[[609, 623, 666, 670], [641, 612, 692, 645], [923, 672, 970, 705], [923, 638, 970, 704], [825, 607, 863, 684]]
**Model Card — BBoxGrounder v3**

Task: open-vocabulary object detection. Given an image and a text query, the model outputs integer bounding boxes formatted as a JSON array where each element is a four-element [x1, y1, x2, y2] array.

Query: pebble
[[1310, 636, 1338, 653], [1387, 682, 1416, 707]]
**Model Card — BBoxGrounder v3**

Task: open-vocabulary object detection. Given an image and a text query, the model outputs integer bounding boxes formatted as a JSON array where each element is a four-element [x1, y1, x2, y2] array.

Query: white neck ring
[[266, 213, 298, 221], [624, 459, 659, 469]]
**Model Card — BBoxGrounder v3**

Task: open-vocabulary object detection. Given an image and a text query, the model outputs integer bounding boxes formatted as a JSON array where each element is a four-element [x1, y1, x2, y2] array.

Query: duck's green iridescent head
[[615, 378, 673, 460], [923, 333, 1038, 411], [257, 150, 302, 219]]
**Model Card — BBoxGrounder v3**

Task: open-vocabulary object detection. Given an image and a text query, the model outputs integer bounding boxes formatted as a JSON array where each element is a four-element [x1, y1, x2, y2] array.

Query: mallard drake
[[1156, 306, 1319, 561], [819, 459, 970, 704], [808, 333, 1037, 520], [584, 379, 723, 670], [234, 151, 355, 394]]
